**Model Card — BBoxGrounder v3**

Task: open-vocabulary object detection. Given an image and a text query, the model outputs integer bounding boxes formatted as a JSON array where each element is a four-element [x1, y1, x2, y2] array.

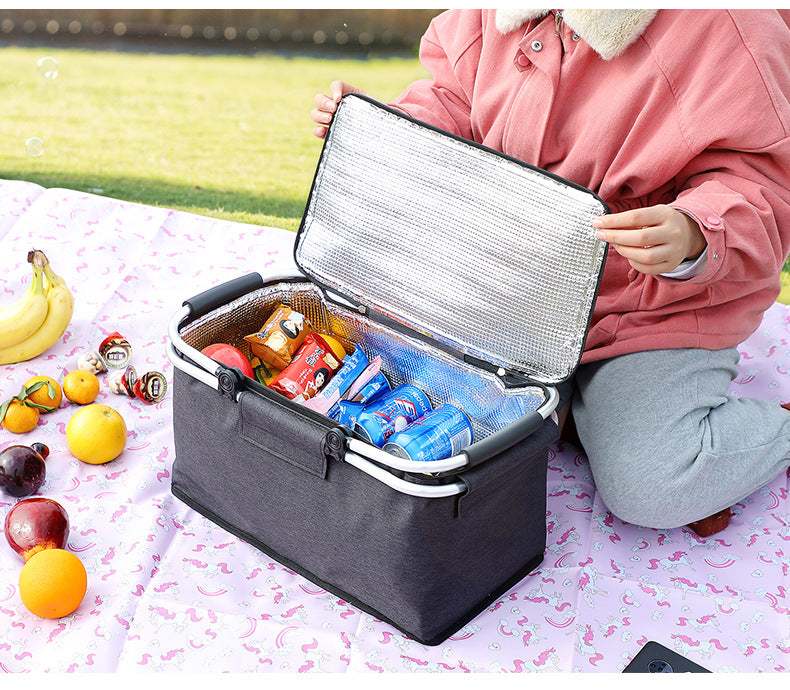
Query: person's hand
[[311, 81, 366, 139], [592, 204, 707, 275]]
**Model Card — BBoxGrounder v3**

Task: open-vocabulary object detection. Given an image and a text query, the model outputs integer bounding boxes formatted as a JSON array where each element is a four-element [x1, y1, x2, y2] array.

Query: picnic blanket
[[1, 178, 789, 673]]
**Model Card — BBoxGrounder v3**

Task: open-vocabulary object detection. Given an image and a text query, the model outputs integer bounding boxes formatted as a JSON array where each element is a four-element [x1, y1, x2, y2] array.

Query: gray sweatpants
[[568, 347, 790, 529]]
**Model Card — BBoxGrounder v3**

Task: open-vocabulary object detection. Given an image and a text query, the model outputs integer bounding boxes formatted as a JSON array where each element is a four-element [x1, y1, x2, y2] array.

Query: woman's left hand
[[592, 204, 707, 275]]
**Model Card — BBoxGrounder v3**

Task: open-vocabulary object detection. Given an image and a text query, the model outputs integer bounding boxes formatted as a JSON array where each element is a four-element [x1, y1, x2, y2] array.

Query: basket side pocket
[[239, 390, 329, 479]]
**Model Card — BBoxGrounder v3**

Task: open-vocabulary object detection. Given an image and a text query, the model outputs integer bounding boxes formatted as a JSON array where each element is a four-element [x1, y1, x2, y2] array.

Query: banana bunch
[[0, 250, 74, 365]]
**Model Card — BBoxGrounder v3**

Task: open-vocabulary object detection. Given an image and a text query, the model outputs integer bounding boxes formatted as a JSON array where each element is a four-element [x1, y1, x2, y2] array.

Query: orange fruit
[[318, 334, 347, 361], [66, 403, 127, 464], [19, 548, 87, 619], [24, 375, 63, 410], [1, 399, 40, 433], [62, 370, 100, 405]]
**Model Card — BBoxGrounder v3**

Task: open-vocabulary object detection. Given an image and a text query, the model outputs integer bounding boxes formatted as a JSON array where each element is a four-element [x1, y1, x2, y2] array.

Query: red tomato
[[200, 343, 254, 378]]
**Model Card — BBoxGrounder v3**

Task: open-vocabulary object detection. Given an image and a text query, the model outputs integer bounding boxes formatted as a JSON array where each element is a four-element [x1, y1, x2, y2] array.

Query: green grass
[[3, 44, 790, 292], [0, 45, 429, 231]]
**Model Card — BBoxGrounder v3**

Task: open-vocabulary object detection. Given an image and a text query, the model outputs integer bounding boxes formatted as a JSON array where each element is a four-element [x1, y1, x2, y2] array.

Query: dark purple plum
[[0, 445, 47, 498]]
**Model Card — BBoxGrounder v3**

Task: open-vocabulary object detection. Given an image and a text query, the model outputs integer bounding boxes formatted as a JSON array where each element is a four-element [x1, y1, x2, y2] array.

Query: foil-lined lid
[[295, 94, 608, 385]]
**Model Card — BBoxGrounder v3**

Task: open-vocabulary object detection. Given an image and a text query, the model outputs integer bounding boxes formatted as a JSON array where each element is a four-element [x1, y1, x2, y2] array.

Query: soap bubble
[[25, 137, 44, 157], [36, 56, 58, 79]]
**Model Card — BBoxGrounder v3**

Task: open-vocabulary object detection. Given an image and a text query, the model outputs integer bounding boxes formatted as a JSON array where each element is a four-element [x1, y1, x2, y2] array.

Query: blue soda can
[[383, 405, 473, 463], [332, 400, 366, 429], [354, 372, 390, 404], [354, 384, 432, 447]]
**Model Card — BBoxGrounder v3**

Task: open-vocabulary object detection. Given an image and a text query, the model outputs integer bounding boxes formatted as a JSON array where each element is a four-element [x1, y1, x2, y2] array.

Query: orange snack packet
[[244, 305, 313, 370]]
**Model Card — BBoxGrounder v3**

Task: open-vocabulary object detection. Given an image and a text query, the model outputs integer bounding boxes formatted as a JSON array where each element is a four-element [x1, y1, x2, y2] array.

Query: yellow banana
[[0, 257, 49, 348], [0, 251, 74, 365]]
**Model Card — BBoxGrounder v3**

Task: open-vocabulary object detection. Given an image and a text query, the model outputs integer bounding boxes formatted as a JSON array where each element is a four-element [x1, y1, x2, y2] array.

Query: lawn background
[[0, 45, 429, 231], [2, 43, 789, 300]]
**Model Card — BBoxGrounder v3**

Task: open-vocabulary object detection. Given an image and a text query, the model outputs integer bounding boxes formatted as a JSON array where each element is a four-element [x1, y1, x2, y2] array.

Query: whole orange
[[24, 375, 63, 410], [318, 334, 347, 360], [19, 548, 87, 618], [1, 399, 40, 433], [66, 403, 127, 464], [62, 370, 100, 405]]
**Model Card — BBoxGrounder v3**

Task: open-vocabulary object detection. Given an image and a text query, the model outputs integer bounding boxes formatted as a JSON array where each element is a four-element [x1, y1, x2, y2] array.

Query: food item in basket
[[5, 497, 70, 561], [303, 347, 370, 414], [98, 331, 132, 369], [62, 369, 100, 405], [133, 371, 168, 404], [333, 400, 366, 428], [0, 444, 48, 497], [323, 357, 388, 418], [66, 403, 127, 464], [384, 405, 473, 463], [354, 384, 432, 447], [250, 355, 281, 386], [19, 547, 87, 618], [244, 305, 313, 370], [341, 355, 382, 403], [201, 343, 254, 378], [270, 333, 344, 402], [317, 334, 348, 359], [0, 250, 74, 366], [350, 372, 391, 404]]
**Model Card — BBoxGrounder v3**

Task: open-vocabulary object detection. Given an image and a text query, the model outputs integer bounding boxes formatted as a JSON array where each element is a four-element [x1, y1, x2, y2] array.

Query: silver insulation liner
[[179, 280, 547, 444], [296, 95, 608, 385]]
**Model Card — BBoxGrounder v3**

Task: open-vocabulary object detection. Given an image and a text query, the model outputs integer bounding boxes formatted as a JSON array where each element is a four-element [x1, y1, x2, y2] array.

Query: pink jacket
[[389, 9, 790, 363]]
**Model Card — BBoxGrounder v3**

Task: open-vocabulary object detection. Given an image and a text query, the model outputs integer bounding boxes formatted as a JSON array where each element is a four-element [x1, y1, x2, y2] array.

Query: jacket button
[[706, 215, 722, 227], [531, 40, 543, 51], [572, 33, 581, 41], [516, 52, 529, 67]]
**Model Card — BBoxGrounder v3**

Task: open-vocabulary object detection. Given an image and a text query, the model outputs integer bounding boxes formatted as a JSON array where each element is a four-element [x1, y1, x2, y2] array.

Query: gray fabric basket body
[[172, 365, 556, 646]]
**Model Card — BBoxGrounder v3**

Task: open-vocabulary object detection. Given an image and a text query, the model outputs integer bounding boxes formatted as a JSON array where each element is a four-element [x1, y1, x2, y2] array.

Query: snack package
[[244, 305, 313, 370], [302, 347, 370, 414], [133, 371, 168, 404], [270, 333, 344, 401], [98, 331, 132, 369]]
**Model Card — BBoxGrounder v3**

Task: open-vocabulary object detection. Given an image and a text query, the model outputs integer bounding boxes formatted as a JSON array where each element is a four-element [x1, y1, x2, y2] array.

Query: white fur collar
[[495, 9, 658, 60]]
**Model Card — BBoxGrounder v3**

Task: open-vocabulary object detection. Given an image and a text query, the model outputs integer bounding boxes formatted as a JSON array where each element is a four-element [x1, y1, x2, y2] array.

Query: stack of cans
[[350, 383, 473, 463], [383, 404, 473, 464], [353, 384, 432, 447]]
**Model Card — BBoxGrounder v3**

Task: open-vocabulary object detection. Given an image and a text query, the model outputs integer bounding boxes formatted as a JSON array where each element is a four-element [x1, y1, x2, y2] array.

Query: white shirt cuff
[[662, 247, 708, 280]]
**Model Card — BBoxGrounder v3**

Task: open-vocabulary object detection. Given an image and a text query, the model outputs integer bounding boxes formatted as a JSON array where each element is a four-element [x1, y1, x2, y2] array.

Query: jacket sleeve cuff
[[667, 202, 726, 283]]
